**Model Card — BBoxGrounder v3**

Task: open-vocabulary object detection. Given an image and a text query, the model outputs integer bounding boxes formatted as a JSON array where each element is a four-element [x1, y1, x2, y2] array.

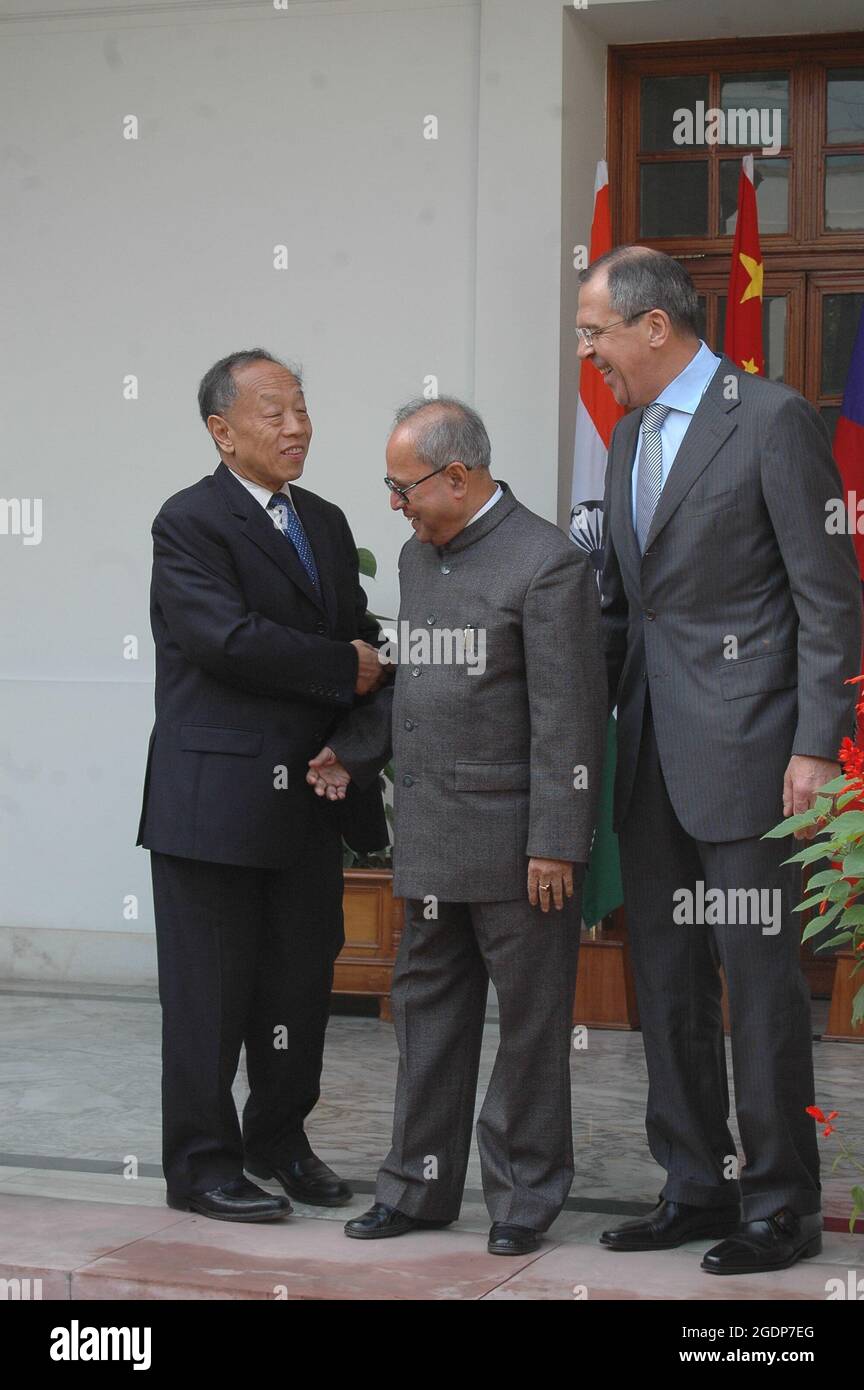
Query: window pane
[[718, 295, 786, 381], [641, 75, 709, 151], [695, 295, 706, 340], [825, 155, 864, 230], [827, 67, 864, 145], [819, 406, 842, 444], [640, 162, 708, 236], [821, 293, 864, 396], [720, 71, 789, 149], [719, 157, 789, 234]]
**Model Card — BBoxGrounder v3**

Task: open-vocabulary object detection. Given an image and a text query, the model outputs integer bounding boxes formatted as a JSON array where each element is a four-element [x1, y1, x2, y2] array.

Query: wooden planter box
[[334, 868, 402, 1020]]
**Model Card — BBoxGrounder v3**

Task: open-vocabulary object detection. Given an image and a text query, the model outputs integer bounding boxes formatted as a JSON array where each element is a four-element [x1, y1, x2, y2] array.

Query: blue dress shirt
[[631, 340, 723, 525]]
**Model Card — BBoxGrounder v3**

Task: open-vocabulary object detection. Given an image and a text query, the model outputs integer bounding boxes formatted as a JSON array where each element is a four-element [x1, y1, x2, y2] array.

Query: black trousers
[[618, 704, 821, 1221], [150, 833, 343, 1199]]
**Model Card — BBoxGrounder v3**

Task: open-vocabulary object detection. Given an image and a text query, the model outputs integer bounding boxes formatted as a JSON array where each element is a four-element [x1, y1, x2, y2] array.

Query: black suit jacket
[[137, 461, 388, 868]]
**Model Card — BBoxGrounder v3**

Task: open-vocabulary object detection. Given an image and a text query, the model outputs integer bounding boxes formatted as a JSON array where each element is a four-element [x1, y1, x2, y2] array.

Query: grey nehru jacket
[[330, 482, 607, 902]]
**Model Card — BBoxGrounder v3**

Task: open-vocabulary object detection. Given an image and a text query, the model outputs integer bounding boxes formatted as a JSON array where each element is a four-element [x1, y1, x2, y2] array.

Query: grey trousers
[[375, 894, 581, 1231], [619, 707, 821, 1221]]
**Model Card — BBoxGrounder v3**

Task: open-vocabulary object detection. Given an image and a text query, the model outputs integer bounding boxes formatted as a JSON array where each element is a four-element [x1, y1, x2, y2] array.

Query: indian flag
[[570, 160, 625, 928]]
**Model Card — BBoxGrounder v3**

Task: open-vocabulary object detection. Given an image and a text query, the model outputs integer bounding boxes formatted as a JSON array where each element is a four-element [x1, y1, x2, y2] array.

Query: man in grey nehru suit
[[306, 397, 606, 1255], [577, 245, 861, 1274]]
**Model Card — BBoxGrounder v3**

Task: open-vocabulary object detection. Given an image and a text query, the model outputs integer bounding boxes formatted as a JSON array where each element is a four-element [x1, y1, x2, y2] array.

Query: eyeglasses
[[575, 309, 652, 349], [384, 464, 448, 502]]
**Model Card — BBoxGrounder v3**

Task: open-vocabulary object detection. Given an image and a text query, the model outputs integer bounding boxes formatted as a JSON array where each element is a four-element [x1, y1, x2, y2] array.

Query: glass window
[[717, 295, 787, 381], [720, 71, 790, 149], [824, 155, 864, 231], [719, 157, 789, 234], [641, 75, 709, 151], [819, 405, 842, 442], [821, 292, 864, 395], [640, 162, 708, 236], [826, 67, 864, 145]]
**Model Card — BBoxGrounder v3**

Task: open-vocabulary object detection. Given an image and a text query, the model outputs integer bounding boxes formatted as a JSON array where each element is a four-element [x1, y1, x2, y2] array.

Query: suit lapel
[[644, 366, 740, 549], [214, 463, 326, 613], [614, 355, 742, 556], [610, 410, 643, 579], [292, 486, 339, 624]]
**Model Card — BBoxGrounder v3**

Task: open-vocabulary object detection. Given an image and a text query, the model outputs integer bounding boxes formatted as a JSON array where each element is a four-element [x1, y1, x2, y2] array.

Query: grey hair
[[197, 348, 303, 426], [392, 395, 491, 472], [579, 246, 700, 337]]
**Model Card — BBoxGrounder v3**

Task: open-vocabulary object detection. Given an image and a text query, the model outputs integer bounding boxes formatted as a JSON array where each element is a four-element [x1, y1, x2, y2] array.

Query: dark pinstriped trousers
[[618, 705, 821, 1221], [374, 895, 582, 1231]]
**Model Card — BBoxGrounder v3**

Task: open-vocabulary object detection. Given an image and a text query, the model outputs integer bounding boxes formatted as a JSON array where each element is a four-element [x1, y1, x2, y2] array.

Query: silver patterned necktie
[[634, 401, 671, 552], [267, 491, 320, 588]]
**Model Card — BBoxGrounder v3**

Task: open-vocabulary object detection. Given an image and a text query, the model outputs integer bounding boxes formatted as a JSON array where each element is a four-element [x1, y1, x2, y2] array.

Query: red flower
[[807, 1106, 840, 1137]]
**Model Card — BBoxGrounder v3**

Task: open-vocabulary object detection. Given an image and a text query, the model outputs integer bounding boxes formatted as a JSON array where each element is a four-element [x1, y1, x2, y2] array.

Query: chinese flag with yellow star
[[724, 155, 764, 376]]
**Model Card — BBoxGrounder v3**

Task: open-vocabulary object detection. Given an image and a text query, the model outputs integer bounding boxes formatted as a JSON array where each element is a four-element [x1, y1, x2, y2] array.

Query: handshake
[[309, 638, 391, 803], [351, 638, 391, 696]]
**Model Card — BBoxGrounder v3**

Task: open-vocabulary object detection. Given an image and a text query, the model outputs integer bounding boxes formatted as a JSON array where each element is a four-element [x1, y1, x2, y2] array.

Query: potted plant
[[764, 672, 864, 1228]]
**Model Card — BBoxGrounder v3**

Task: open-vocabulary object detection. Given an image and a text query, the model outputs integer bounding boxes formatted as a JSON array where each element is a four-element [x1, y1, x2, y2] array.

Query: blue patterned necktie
[[634, 402, 671, 552], [267, 491, 319, 588]]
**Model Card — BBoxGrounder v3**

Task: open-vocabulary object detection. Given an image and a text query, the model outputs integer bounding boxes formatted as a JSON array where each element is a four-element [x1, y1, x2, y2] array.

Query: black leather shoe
[[245, 1153, 353, 1207], [701, 1208, 822, 1275], [344, 1202, 453, 1239], [167, 1176, 292, 1222], [488, 1222, 541, 1255], [599, 1199, 741, 1251]]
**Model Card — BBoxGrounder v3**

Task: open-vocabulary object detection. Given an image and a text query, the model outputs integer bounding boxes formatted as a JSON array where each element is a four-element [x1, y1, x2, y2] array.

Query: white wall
[[2, 0, 484, 979]]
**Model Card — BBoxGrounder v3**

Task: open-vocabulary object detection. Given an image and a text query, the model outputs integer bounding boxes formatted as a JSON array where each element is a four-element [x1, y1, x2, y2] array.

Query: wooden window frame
[[608, 32, 864, 256]]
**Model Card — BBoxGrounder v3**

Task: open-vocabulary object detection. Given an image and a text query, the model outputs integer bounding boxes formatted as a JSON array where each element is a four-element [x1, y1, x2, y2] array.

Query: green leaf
[[805, 868, 844, 890], [357, 548, 377, 579], [782, 842, 838, 866], [802, 904, 842, 941], [842, 849, 864, 876], [826, 811, 864, 839], [815, 774, 855, 795], [793, 893, 833, 914], [853, 982, 864, 1028], [837, 789, 864, 810], [813, 932, 853, 952], [840, 905, 864, 925], [763, 810, 822, 838]]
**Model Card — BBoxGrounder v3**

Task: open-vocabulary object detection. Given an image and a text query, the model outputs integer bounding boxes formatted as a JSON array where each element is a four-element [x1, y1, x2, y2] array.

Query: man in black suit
[[137, 349, 388, 1222]]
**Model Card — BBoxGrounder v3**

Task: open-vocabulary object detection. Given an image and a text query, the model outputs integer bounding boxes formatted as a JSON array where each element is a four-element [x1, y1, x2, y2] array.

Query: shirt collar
[[228, 468, 292, 510], [465, 482, 503, 527], [655, 339, 722, 417]]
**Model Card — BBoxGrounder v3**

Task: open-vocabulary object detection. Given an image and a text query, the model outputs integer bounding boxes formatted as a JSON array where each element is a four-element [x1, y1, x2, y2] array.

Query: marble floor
[[1, 981, 862, 1300]]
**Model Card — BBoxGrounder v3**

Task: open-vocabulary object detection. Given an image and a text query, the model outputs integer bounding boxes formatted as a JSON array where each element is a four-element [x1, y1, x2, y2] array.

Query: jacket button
[[315, 622, 327, 634], [403, 774, 414, 786], [411, 666, 421, 677], [440, 564, 451, 575], [404, 719, 414, 730], [426, 615, 435, 625], [644, 610, 656, 621]]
